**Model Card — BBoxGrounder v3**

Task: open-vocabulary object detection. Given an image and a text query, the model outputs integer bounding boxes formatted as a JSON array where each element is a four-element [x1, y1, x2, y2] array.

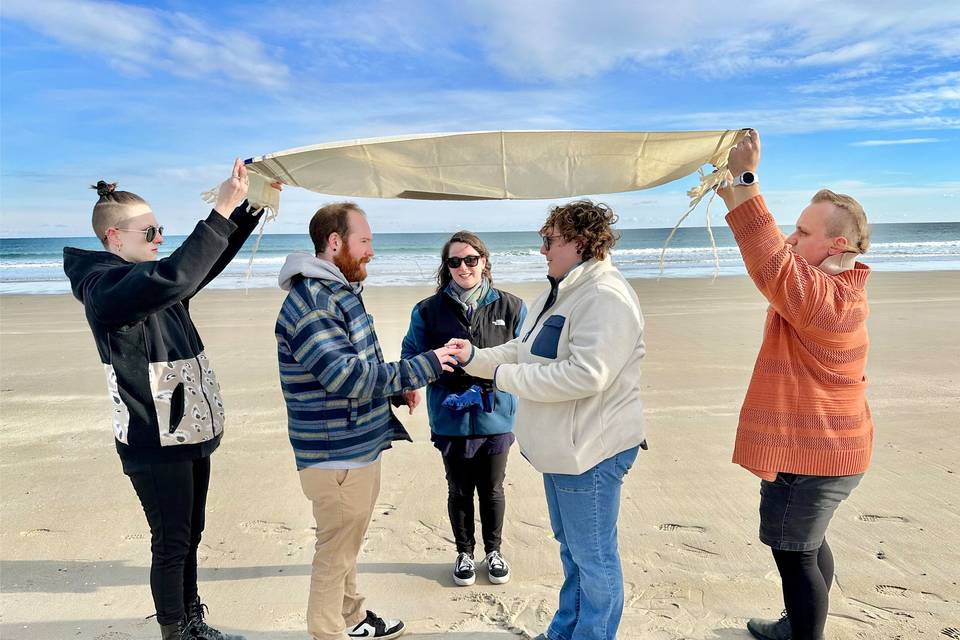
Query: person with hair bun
[[400, 231, 526, 588], [445, 201, 647, 640], [64, 159, 278, 640]]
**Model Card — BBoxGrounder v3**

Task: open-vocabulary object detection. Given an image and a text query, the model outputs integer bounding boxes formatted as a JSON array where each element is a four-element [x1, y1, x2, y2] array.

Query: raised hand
[[718, 130, 762, 209], [214, 158, 250, 217], [728, 129, 760, 175]]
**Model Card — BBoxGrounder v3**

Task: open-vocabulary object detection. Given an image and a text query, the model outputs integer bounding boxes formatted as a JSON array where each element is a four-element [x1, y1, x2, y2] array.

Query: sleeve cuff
[[424, 351, 443, 377], [205, 210, 239, 236]]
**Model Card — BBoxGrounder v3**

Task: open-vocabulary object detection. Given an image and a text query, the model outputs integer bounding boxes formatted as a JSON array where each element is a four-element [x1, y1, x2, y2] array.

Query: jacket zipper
[[523, 279, 560, 342]]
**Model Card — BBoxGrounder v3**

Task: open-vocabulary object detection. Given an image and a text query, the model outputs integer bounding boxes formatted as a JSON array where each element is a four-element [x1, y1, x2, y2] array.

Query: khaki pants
[[299, 461, 381, 640]]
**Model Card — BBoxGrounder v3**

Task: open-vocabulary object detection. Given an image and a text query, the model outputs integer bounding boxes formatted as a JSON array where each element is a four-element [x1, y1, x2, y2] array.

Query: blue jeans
[[542, 446, 639, 640]]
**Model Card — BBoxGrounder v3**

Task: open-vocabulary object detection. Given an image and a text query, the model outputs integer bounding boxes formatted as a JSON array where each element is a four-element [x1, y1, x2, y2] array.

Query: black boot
[[747, 612, 792, 640], [182, 597, 245, 640], [159, 619, 183, 640]]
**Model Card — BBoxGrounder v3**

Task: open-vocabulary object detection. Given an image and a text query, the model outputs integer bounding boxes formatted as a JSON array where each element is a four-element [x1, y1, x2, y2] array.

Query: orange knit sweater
[[726, 196, 873, 480]]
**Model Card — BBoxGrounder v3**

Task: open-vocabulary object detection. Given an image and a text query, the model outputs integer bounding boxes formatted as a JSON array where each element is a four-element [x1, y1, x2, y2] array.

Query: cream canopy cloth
[[216, 129, 748, 213], [206, 129, 749, 278]]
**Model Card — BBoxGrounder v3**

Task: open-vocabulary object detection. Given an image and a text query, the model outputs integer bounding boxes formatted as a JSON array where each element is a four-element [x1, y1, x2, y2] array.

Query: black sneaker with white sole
[[347, 610, 405, 639], [484, 550, 510, 584], [453, 552, 476, 586]]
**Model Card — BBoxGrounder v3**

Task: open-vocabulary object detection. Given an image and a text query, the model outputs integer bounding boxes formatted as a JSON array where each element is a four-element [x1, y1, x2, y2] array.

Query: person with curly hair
[[446, 200, 647, 640]]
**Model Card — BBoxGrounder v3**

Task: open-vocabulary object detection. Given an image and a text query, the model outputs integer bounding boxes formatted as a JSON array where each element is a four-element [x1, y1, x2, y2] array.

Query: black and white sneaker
[[484, 550, 510, 584], [453, 552, 476, 586], [347, 610, 405, 639]]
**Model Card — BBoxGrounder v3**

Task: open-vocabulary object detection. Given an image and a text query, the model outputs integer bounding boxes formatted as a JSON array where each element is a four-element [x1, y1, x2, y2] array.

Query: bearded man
[[276, 202, 457, 640]]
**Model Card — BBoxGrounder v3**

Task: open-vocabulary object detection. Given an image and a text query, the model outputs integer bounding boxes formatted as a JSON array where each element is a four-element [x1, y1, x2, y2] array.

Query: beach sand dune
[[2, 272, 958, 639]]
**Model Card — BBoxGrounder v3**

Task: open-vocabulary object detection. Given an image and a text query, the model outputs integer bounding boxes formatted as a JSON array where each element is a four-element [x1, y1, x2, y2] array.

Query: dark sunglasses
[[540, 234, 563, 250], [446, 255, 481, 268], [113, 225, 164, 242]]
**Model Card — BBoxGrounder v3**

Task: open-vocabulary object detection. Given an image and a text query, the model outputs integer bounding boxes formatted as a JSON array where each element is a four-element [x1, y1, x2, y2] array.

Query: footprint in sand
[[658, 523, 706, 533], [875, 584, 948, 602], [122, 533, 147, 541], [449, 592, 549, 636], [19, 528, 58, 537], [858, 514, 909, 523], [239, 520, 291, 534], [374, 502, 396, 517], [93, 632, 133, 640], [680, 543, 719, 557], [942, 628, 960, 639]]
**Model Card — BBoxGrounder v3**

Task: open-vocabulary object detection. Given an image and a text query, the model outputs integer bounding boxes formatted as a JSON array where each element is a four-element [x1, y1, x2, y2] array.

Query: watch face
[[741, 171, 756, 185]]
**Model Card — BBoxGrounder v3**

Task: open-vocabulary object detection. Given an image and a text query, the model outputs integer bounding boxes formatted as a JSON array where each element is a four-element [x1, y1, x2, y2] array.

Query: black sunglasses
[[113, 225, 164, 242], [446, 255, 481, 268], [540, 234, 563, 250]]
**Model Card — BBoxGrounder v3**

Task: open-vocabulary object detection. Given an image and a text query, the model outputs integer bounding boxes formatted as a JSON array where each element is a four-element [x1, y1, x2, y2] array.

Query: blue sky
[[1, 0, 958, 237]]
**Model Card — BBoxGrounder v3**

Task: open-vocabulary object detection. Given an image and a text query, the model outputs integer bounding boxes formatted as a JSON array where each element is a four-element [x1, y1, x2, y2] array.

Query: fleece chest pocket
[[530, 315, 566, 359]]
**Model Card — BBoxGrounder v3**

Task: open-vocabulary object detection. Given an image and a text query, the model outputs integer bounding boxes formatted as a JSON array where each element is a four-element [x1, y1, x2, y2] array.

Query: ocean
[[2, 223, 959, 295]]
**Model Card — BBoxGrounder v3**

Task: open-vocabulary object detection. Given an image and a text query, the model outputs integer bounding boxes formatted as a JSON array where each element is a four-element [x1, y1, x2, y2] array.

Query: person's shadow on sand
[[2, 559, 475, 593], [0, 617, 527, 639]]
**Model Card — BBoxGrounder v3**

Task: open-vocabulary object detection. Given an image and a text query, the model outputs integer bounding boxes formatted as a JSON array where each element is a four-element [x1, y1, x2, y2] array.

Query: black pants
[[123, 456, 211, 625], [772, 538, 835, 640], [442, 451, 508, 556]]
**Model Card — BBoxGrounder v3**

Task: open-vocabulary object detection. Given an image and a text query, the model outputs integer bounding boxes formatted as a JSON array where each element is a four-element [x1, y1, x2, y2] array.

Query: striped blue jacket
[[276, 276, 441, 470]]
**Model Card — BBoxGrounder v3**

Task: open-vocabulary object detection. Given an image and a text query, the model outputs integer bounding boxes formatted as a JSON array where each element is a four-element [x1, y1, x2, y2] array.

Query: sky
[[1, 0, 958, 237]]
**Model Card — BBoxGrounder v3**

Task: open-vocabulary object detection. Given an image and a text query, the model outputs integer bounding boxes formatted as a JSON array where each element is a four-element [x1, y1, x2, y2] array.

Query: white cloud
[[454, 0, 960, 81], [850, 138, 942, 146], [2, 0, 289, 88]]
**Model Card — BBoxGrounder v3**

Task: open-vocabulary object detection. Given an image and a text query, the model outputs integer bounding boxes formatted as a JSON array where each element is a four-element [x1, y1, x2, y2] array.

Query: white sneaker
[[453, 552, 476, 586], [347, 609, 405, 639], [484, 550, 510, 584]]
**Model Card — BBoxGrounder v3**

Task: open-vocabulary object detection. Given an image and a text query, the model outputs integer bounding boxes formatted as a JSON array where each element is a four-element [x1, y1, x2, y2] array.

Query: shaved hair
[[813, 189, 871, 254], [90, 181, 149, 247]]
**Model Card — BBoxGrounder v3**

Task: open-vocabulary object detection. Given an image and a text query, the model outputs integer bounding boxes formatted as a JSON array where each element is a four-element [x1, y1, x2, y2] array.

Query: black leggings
[[442, 451, 508, 556], [772, 538, 835, 640], [123, 456, 210, 625]]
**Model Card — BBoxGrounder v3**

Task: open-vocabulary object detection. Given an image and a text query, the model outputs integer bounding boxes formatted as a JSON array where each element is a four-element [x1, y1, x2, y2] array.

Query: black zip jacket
[[63, 202, 261, 463]]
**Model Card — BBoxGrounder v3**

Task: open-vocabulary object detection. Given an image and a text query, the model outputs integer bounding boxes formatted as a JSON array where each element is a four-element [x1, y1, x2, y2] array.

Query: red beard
[[335, 250, 369, 283]]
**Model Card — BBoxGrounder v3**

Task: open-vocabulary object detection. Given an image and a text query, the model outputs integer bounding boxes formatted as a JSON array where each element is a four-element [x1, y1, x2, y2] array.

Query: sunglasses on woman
[[113, 225, 164, 242], [446, 255, 481, 268]]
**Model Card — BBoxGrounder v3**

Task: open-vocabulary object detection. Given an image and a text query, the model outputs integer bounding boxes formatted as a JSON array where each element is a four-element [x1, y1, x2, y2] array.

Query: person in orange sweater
[[717, 130, 872, 640]]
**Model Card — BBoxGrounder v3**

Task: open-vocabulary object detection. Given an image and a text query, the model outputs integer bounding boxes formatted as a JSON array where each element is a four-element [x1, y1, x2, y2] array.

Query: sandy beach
[[1, 271, 958, 639]]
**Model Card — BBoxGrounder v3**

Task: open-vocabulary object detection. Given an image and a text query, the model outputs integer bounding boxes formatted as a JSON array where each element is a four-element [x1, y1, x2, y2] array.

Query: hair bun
[[91, 180, 118, 197]]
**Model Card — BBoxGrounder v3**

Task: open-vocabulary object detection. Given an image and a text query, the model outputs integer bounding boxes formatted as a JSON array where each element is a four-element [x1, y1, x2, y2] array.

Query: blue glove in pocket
[[442, 385, 484, 411]]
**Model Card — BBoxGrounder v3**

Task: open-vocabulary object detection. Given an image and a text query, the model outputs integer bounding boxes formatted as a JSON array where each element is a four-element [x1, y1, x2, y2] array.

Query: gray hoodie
[[278, 252, 362, 293]]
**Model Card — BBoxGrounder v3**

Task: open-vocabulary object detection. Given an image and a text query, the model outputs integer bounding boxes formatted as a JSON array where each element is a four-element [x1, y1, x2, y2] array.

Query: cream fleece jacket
[[464, 256, 646, 474]]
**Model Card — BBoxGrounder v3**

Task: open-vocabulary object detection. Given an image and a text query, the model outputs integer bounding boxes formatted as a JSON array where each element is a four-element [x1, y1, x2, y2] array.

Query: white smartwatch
[[732, 171, 758, 187]]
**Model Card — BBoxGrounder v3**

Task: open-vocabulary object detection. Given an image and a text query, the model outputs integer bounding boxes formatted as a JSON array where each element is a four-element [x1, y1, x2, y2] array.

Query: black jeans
[[442, 451, 508, 556], [123, 456, 211, 625]]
